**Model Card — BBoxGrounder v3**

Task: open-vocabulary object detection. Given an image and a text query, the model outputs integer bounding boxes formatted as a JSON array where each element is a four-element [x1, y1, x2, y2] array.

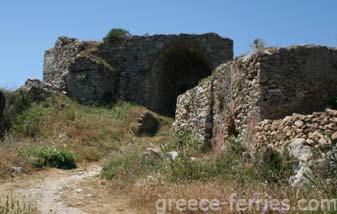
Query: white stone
[[288, 138, 312, 162], [167, 151, 179, 160], [294, 120, 304, 128]]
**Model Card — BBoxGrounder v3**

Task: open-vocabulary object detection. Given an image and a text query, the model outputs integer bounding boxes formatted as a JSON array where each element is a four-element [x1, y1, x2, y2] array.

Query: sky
[[0, 0, 336, 89]]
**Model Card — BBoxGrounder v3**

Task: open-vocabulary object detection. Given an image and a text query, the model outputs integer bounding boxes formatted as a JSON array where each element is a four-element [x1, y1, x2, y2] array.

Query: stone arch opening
[[152, 45, 212, 117]]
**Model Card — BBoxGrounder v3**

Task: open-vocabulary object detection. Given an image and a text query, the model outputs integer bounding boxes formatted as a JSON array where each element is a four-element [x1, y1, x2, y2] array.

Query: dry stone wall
[[253, 109, 337, 153], [174, 46, 337, 152]]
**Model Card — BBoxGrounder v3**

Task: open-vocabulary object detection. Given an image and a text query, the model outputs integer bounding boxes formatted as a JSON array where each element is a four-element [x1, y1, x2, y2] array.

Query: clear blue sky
[[1, 0, 336, 89]]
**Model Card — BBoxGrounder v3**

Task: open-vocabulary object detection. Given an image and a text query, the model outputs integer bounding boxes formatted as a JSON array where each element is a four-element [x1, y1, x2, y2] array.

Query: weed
[[255, 146, 293, 184], [0, 194, 33, 214], [101, 147, 164, 181], [19, 146, 76, 170]]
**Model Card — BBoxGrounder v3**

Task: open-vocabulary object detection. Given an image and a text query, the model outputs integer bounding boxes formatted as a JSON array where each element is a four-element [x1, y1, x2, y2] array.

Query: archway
[[152, 46, 212, 117]]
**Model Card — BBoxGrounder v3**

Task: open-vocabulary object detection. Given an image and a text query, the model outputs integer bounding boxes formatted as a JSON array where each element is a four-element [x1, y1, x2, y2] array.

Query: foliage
[[12, 107, 47, 138], [19, 146, 76, 170], [101, 147, 165, 181], [251, 38, 266, 50], [254, 146, 293, 184], [104, 28, 131, 43], [327, 98, 337, 110], [308, 142, 337, 198], [0, 89, 33, 132]]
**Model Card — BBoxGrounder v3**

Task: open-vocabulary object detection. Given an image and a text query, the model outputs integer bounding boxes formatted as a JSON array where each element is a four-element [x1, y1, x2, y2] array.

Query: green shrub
[[103, 28, 131, 43], [20, 146, 76, 170], [168, 154, 216, 183], [101, 147, 164, 181], [12, 108, 46, 138], [308, 144, 337, 198], [254, 146, 293, 184], [251, 38, 266, 50], [0, 89, 33, 132]]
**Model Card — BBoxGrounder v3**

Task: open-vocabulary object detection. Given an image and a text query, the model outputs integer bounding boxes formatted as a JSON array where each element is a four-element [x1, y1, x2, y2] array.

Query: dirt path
[[0, 164, 137, 214]]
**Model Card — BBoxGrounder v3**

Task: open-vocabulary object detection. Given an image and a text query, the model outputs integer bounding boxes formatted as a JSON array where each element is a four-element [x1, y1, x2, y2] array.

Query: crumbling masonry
[[41, 33, 337, 154], [173, 46, 337, 153], [43, 34, 233, 116]]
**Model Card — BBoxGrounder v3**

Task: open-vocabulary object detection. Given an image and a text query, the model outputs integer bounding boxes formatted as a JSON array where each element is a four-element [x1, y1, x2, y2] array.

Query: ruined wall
[[43, 37, 88, 92], [174, 46, 337, 152], [258, 46, 337, 119], [253, 109, 337, 153], [44, 33, 233, 115]]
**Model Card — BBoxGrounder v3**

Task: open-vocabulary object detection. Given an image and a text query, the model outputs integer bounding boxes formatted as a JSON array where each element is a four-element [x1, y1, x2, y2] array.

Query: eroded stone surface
[[44, 34, 233, 116], [174, 46, 337, 153]]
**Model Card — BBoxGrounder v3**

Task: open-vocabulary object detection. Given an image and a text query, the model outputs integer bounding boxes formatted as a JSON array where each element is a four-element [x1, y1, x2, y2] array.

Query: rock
[[288, 138, 312, 162], [289, 162, 313, 187], [331, 131, 337, 142], [306, 139, 315, 145], [11, 167, 24, 174], [294, 120, 304, 128], [167, 151, 179, 160], [288, 138, 315, 187], [18, 79, 58, 101], [143, 147, 163, 161], [134, 111, 159, 136], [72, 189, 84, 194]]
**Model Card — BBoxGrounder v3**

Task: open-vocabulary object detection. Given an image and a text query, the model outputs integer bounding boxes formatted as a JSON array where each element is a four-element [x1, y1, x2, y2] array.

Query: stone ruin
[[23, 33, 337, 159], [8, 31, 337, 185], [171, 45, 337, 185], [43, 34, 233, 116], [173, 46, 337, 153]]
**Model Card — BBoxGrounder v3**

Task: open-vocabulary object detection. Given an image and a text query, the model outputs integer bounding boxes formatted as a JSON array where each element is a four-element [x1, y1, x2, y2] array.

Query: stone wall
[[253, 109, 337, 153], [43, 33, 233, 116], [174, 46, 337, 152], [43, 37, 88, 92]]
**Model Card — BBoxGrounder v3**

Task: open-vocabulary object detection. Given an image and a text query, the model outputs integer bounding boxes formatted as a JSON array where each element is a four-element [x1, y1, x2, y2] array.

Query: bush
[[12, 108, 46, 138], [309, 144, 337, 198], [101, 147, 164, 181], [254, 146, 293, 184], [20, 146, 76, 170], [0, 89, 33, 132], [103, 28, 131, 43], [251, 38, 266, 50]]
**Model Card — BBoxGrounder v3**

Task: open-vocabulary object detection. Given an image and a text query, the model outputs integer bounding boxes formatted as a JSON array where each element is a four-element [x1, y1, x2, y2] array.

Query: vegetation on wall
[[103, 28, 131, 43], [251, 38, 266, 50]]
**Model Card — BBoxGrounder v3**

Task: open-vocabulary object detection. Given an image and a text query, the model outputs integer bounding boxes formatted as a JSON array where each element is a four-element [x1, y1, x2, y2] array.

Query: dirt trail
[[0, 164, 137, 214]]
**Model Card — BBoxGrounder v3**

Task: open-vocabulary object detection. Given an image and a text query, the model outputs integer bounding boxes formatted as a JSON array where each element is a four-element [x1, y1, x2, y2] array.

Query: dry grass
[[0, 141, 32, 180], [0, 193, 35, 214], [128, 179, 327, 214], [0, 94, 173, 179]]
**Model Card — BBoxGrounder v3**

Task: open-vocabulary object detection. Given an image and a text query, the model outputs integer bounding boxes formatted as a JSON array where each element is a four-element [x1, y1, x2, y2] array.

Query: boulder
[[288, 138, 313, 187]]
